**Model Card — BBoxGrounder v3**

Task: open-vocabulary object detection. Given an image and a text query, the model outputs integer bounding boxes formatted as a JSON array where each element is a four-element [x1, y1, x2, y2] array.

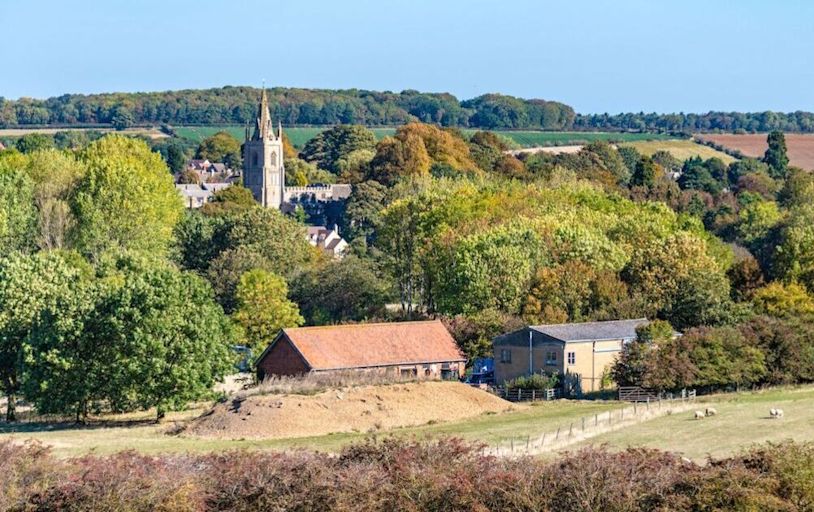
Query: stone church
[[243, 89, 350, 210]]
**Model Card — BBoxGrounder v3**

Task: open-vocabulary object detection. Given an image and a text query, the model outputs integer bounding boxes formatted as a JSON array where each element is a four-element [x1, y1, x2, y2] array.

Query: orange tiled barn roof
[[279, 320, 465, 370]]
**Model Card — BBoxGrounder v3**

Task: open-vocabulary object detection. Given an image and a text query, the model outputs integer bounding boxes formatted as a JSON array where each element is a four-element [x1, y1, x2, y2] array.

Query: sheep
[[694, 410, 705, 420], [769, 408, 784, 419], [705, 407, 717, 417]]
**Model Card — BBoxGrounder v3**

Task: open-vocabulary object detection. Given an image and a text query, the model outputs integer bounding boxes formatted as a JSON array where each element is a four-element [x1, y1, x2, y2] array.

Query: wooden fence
[[483, 391, 698, 457], [490, 387, 560, 402], [618, 386, 697, 402]]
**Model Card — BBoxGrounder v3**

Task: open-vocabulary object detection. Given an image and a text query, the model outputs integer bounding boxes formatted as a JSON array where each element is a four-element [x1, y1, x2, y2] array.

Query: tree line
[[5, 86, 814, 133], [0, 88, 574, 130]]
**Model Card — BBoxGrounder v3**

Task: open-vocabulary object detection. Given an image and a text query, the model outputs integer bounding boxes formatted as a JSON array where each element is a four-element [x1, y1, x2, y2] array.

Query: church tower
[[243, 88, 285, 209]]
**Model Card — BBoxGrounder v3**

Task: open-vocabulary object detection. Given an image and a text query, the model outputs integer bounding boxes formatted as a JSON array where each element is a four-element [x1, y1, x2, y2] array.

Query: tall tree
[[70, 135, 183, 259], [196, 131, 242, 170], [300, 125, 376, 174], [0, 252, 81, 421], [763, 131, 789, 179], [95, 255, 234, 420], [233, 269, 303, 350]]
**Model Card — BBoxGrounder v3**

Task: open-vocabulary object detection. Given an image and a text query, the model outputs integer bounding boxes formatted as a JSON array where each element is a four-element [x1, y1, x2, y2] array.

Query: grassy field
[[2, 386, 813, 459], [171, 125, 671, 149], [619, 139, 737, 164], [172, 126, 395, 148], [0, 124, 673, 150], [570, 386, 814, 461], [0, 399, 621, 458]]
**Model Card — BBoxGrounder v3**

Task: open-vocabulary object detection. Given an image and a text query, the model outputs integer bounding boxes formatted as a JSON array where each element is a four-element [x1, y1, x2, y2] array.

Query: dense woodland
[[4, 86, 814, 132], [2, 117, 814, 421]]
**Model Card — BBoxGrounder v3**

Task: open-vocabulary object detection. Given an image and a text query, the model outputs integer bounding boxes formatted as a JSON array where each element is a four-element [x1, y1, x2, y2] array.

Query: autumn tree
[[233, 269, 303, 350], [196, 131, 242, 170], [300, 125, 376, 174], [70, 135, 183, 259]]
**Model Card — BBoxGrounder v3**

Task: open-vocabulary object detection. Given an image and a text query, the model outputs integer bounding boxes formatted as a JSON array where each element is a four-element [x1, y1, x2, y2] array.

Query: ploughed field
[[696, 133, 814, 169]]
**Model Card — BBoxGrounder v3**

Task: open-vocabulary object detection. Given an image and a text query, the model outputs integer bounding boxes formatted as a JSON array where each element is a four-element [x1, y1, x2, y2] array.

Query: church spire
[[251, 87, 272, 141]]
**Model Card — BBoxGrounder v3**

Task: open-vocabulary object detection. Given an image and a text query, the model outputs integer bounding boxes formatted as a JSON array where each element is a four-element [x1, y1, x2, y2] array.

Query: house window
[[545, 351, 558, 365], [270, 151, 277, 166], [252, 152, 259, 166], [500, 349, 512, 363], [567, 352, 576, 365]]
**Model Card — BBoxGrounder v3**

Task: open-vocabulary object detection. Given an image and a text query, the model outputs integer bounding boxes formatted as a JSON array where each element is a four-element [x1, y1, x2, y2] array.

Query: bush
[[3, 438, 814, 511], [504, 372, 559, 390]]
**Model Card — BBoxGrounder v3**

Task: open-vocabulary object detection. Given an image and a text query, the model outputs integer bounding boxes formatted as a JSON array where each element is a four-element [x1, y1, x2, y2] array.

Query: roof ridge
[[284, 320, 442, 332], [531, 317, 648, 329]]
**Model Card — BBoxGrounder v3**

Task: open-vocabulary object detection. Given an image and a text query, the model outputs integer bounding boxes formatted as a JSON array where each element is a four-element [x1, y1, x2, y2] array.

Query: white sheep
[[705, 407, 717, 417], [769, 408, 784, 419], [694, 410, 705, 420]]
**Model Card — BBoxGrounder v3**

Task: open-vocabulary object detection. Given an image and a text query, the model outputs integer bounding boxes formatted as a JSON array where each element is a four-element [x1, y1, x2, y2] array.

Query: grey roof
[[531, 318, 649, 342]]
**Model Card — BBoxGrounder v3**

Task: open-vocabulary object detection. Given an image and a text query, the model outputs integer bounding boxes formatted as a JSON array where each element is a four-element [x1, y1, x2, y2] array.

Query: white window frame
[[567, 351, 576, 365]]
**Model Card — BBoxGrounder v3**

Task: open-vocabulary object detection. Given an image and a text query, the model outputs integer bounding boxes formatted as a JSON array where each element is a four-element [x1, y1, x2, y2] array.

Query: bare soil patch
[[696, 133, 814, 170], [186, 381, 518, 440]]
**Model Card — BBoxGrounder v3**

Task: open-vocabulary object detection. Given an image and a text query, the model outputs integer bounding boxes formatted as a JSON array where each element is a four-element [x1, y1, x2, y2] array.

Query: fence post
[[517, 388, 521, 401], [556, 427, 560, 439], [532, 389, 536, 401], [633, 402, 637, 414], [647, 397, 650, 410]]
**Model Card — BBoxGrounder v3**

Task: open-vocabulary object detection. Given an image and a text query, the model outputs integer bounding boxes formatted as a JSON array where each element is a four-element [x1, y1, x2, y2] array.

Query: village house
[[493, 318, 650, 394], [175, 182, 232, 208], [255, 320, 466, 381], [185, 159, 235, 182], [306, 225, 348, 258]]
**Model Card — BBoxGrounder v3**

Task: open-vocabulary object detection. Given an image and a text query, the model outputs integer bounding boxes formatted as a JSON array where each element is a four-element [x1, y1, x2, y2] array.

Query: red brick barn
[[255, 320, 466, 381]]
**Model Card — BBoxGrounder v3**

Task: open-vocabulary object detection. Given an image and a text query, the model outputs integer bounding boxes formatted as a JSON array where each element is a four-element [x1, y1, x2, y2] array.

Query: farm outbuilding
[[255, 320, 466, 381], [493, 318, 651, 394]]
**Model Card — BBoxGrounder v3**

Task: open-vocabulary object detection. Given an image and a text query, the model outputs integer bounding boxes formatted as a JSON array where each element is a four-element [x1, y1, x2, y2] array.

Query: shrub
[[504, 372, 559, 390], [3, 438, 814, 511]]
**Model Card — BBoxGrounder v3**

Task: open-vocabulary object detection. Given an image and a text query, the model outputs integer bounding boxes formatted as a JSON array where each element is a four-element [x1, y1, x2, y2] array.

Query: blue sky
[[3, 0, 813, 113]]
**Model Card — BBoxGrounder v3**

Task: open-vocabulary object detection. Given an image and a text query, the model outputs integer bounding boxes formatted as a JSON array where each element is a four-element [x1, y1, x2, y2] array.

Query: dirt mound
[[186, 381, 518, 440]]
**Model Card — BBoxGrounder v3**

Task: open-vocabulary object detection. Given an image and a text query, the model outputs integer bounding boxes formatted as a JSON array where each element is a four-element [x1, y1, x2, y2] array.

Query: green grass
[[619, 139, 737, 164], [172, 126, 395, 148], [481, 131, 673, 147], [569, 386, 814, 461], [0, 400, 621, 458], [172, 125, 671, 149], [4, 386, 814, 459]]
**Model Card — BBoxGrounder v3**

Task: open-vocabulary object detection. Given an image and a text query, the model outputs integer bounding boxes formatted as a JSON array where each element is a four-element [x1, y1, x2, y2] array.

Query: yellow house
[[493, 318, 649, 394]]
